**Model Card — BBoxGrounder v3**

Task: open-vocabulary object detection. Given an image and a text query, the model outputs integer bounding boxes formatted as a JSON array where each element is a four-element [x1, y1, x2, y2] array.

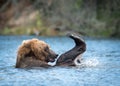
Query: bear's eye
[[44, 47, 49, 52]]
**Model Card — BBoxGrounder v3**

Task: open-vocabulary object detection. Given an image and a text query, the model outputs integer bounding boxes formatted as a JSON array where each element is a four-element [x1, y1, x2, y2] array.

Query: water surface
[[0, 36, 120, 86]]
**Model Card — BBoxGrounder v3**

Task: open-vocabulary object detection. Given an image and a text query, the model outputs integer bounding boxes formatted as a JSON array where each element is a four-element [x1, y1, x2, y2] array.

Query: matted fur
[[16, 38, 57, 68]]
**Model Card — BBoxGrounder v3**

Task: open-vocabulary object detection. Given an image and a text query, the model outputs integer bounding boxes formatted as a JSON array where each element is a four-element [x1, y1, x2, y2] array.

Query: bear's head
[[17, 38, 58, 64]]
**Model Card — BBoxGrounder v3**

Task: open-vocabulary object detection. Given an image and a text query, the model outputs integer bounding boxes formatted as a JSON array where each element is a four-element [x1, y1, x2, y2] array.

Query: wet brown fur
[[15, 38, 57, 68]]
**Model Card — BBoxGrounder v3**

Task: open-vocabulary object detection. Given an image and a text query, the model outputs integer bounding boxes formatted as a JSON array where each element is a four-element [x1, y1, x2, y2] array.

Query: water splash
[[83, 58, 99, 67], [76, 58, 100, 68]]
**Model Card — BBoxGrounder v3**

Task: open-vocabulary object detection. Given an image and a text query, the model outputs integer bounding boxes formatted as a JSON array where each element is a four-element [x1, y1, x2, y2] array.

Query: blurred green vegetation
[[0, 0, 120, 37]]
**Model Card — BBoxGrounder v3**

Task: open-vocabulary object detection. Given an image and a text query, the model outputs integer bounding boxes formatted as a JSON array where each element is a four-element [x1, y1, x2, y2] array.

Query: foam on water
[[76, 57, 100, 68], [83, 58, 99, 67]]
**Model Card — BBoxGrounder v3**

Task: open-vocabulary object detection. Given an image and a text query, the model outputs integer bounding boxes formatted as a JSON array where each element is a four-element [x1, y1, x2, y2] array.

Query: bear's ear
[[22, 40, 31, 48]]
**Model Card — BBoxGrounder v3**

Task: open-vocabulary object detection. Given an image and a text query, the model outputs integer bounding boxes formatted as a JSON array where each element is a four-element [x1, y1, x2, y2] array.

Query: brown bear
[[15, 38, 58, 68], [15, 34, 86, 68]]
